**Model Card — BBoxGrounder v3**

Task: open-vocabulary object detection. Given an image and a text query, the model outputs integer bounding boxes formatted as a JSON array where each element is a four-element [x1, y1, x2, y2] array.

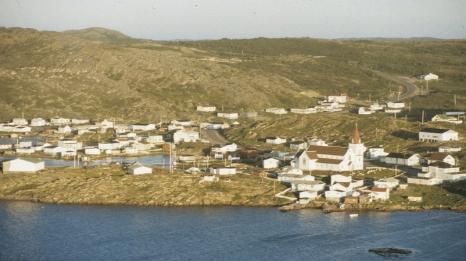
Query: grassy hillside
[[0, 27, 465, 122]]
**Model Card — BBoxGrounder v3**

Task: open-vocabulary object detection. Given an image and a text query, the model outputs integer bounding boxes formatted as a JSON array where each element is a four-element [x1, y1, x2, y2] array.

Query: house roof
[[429, 152, 450, 161], [308, 145, 347, 156], [306, 151, 318, 159], [0, 137, 17, 145], [429, 162, 454, 168], [291, 180, 324, 185], [12, 157, 44, 163], [386, 152, 416, 159], [371, 187, 388, 193], [128, 162, 150, 170], [420, 128, 452, 134], [336, 182, 351, 187], [316, 158, 343, 164]]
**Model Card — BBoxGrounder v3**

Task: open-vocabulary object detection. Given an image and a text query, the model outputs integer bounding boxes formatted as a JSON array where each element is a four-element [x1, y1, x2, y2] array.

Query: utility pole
[[454, 94, 457, 107], [169, 143, 173, 174], [421, 110, 425, 124]]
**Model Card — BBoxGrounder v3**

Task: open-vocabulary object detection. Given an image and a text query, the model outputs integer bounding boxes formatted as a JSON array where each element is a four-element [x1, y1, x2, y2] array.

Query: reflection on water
[[0, 202, 465, 261], [0, 155, 170, 168]]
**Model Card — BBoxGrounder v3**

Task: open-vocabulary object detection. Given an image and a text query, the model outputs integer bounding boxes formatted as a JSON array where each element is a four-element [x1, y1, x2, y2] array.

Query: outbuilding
[[2, 158, 45, 173]]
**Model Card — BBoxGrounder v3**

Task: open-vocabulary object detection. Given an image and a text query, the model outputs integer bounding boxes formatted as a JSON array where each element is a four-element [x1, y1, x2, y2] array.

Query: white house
[[197, 105, 216, 112], [210, 166, 236, 175], [374, 178, 400, 190], [171, 119, 193, 127], [265, 108, 288, 115], [130, 123, 156, 132], [0, 125, 31, 133], [43, 146, 66, 156], [71, 118, 90, 125], [369, 187, 390, 201], [212, 143, 238, 154], [419, 128, 459, 142], [290, 108, 317, 114], [11, 118, 28, 125], [57, 125, 73, 134], [327, 95, 347, 103], [384, 153, 420, 166], [425, 153, 456, 166], [431, 114, 462, 125], [15, 147, 35, 154], [367, 147, 389, 160], [324, 190, 347, 202], [369, 103, 385, 111], [263, 158, 280, 169], [126, 162, 152, 175], [30, 118, 47, 127], [2, 158, 45, 173], [387, 102, 405, 109], [50, 117, 71, 126], [173, 130, 199, 144], [294, 125, 365, 172], [299, 191, 318, 200], [84, 147, 101, 155], [419, 73, 439, 81], [217, 112, 239, 120], [330, 174, 352, 185], [308, 138, 327, 146], [98, 141, 122, 151], [265, 137, 287, 145], [411, 162, 466, 185], [289, 141, 308, 150], [58, 139, 82, 151], [123, 147, 139, 155], [200, 122, 230, 130], [291, 180, 326, 192], [146, 135, 164, 144], [439, 146, 462, 153], [358, 107, 374, 115]]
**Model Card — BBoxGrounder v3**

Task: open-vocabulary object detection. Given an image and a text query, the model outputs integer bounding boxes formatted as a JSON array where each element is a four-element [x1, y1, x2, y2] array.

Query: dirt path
[[201, 129, 229, 145]]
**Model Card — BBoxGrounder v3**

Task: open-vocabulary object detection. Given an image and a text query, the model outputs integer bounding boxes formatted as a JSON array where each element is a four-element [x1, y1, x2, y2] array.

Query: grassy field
[[0, 165, 288, 206]]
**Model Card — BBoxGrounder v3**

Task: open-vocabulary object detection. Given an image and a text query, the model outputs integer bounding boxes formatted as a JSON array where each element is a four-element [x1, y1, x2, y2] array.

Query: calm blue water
[[0, 201, 465, 261], [0, 155, 170, 168]]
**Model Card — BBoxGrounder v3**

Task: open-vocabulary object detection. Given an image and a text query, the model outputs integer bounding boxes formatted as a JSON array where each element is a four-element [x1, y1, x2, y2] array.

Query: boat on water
[[349, 213, 359, 218]]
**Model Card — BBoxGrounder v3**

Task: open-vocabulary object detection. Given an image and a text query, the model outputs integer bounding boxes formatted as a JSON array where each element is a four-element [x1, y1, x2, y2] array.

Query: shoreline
[[278, 201, 466, 213], [1, 197, 465, 214], [0, 197, 285, 208]]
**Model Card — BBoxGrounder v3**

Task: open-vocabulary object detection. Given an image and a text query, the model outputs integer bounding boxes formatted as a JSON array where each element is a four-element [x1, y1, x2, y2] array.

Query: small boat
[[349, 213, 359, 218]]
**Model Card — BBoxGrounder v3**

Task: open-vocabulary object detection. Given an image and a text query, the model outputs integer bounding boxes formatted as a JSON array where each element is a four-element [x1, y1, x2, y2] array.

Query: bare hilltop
[[1, 27, 465, 122]]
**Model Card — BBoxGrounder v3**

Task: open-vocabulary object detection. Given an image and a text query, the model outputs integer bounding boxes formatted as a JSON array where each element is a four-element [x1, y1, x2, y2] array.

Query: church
[[293, 125, 365, 172]]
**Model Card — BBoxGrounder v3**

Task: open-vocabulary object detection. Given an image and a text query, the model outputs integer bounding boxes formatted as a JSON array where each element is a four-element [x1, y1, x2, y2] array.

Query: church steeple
[[352, 123, 361, 144]]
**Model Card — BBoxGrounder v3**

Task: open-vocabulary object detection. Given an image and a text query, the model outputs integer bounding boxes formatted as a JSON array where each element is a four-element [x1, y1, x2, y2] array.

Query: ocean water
[[0, 201, 465, 261]]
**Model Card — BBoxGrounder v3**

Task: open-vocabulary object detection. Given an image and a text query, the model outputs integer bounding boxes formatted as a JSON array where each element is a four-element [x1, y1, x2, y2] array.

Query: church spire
[[352, 123, 361, 144]]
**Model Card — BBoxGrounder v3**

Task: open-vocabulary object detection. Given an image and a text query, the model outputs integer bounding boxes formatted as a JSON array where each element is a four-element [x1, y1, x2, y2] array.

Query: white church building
[[293, 125, 365, 172]]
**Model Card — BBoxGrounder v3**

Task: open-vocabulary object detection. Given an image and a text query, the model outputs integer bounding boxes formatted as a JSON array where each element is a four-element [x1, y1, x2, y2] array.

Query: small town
[[1, 89, 464, 213], [1, 2, 466, 260]]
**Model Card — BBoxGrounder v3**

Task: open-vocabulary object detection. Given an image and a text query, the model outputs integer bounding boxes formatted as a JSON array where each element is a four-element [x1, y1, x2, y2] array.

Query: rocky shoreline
[[278, 201, 466, 213]]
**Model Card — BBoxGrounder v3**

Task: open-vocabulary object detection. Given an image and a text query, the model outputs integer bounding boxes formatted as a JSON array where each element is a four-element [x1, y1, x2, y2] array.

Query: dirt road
[[201, 129, 229, 145], [370, 70, 421, 100]]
